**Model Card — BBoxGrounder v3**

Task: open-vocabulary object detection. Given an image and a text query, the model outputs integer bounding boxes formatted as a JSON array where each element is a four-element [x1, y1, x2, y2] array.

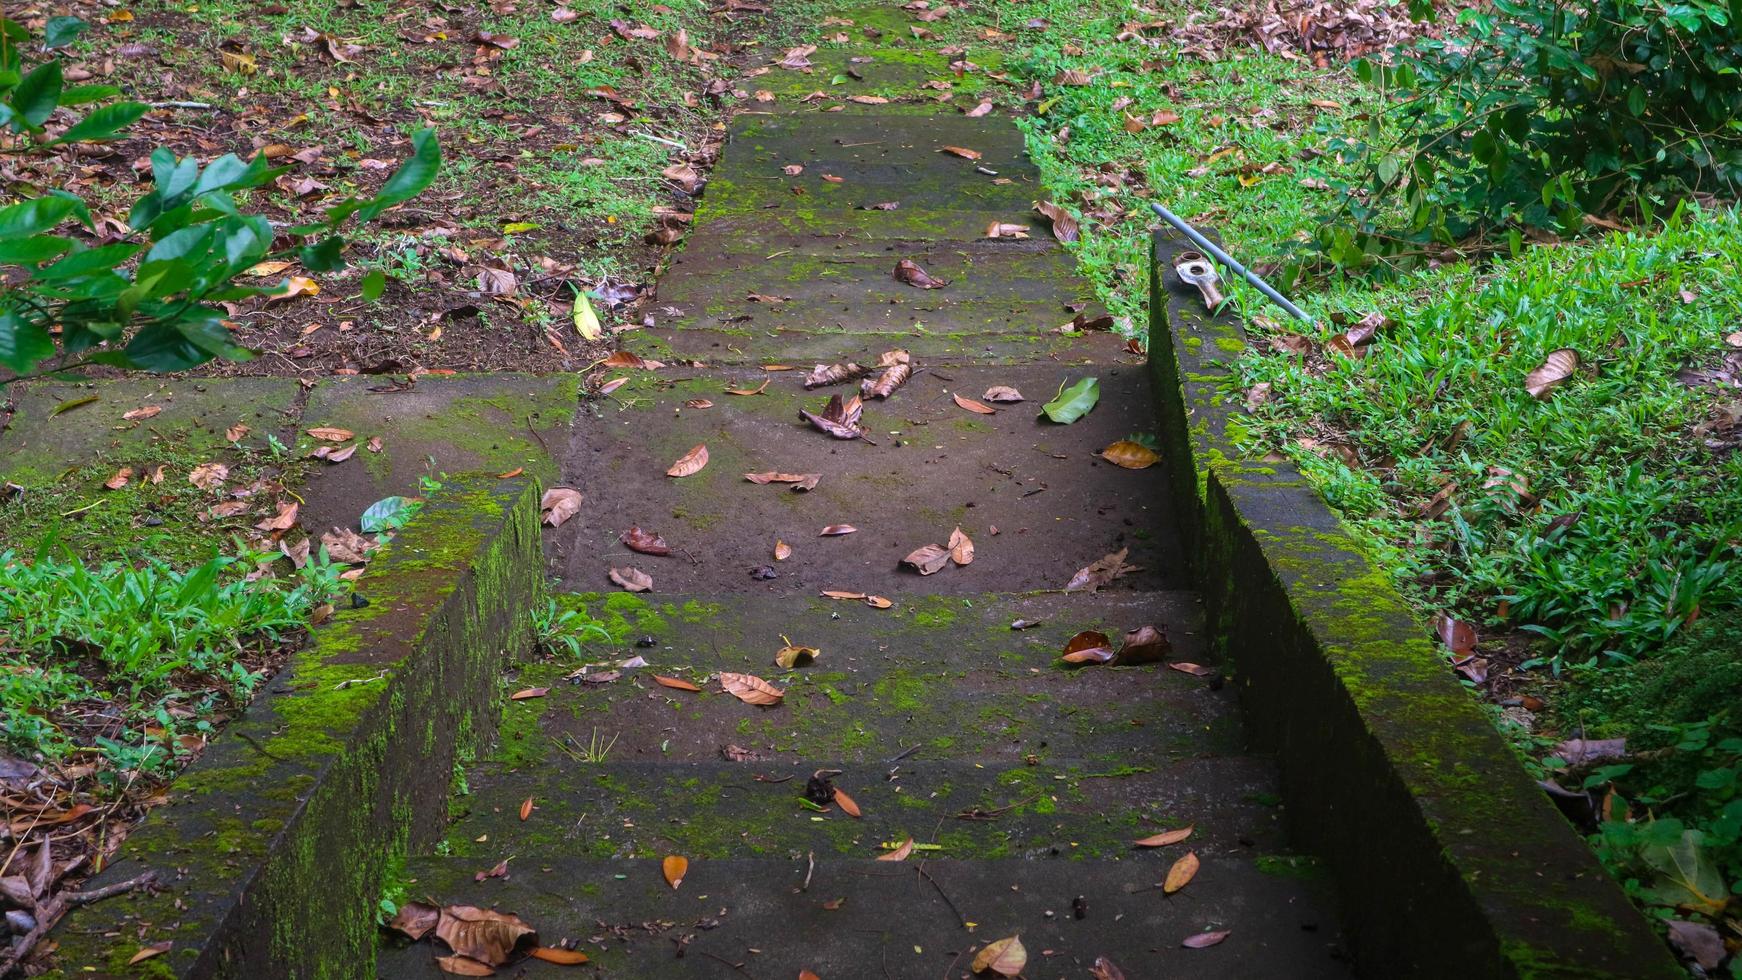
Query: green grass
[[0, 547, 341, 777]]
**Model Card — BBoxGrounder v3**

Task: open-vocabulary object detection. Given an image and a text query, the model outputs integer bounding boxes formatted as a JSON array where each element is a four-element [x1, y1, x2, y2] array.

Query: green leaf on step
[[360, 495, 418, 533], [573, 286, 602, 341], [830, 74, 850, 85], [1041, 377, 1099, 424]]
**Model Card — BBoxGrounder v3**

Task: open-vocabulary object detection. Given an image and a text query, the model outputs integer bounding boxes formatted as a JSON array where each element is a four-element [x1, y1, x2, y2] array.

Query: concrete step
[[379, 856, 1349, 978], [548, 364, 1186, 595], [625, 319, 1125, 366], [489, 590, 1220, 767]]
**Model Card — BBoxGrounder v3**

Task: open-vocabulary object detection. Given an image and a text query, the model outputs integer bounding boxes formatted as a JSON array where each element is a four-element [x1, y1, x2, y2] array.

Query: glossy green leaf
[[0, 309, 55, 374], [1041, 377, 1099, 424]]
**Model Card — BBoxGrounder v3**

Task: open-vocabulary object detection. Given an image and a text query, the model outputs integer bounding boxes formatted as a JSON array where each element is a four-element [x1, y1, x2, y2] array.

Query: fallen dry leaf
[[666, 444, 709, 478], [662, 854, 688, 889], [720, 672, 784, 705], [948, 526, 974, 566], [818, 524, 857, 536], [495, 467, 523, 479], [726, 380, 771, 396], [940, 145, 982, 160], [804, 361, 867, 388], [519, 797, 534, 821], [1182, 930, 1230, 949], [774, 638, 820, 668], [1100, 440, 1159, 469], [1034, 200, 1079, 243], [745, 472, 821, 491], [188, 462, 229, 490], [893, 258, 946, 289], [1163, 851, 1200, 894], [985, 222, 1030, 239], [953, 393, 996, 414], [774, 540, 792, 560], [541, 487, 584, 527], [435, 905, 538, 967], [972, 935, 1027, 977], [226, 423, 250, 442], [529, 948, 590, 965], [104, 467, 133, 490], [833, 787, 862, 817], [1525, 348, 1579, 399], [434, 955, 495, 977], [609, 567, 653, 592], [509, 687, 548, 701], [1066, 549, 1138, 592], [387, 901, 441, 941], [903, 543, 951, 575], [1113, 624, 1171, 665], [622, 527, 671, 556], [861, 350, 912, 400], [801, 394, 865, 439], [983, 385, 1024, 402], [1135, 826, 1194, 848], [307, 426, 354, 442], [1060, 629, 1115, 665], [654, 675, 702, 692], [877, 837, 914, 861], [122, 405, 162, 421], [1168, 662, 1215, 677]]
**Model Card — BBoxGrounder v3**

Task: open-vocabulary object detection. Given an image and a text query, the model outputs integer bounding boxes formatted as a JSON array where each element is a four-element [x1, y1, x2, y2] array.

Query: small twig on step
[[698, 950, 756, 977], [915, 861, 968, 929], [0, 871, 157, 974], [800, 850, 814, 892]]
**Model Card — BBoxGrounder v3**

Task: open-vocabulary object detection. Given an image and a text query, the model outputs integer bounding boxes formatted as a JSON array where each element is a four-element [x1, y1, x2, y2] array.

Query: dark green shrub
[[1321, 0, 1742, 266]]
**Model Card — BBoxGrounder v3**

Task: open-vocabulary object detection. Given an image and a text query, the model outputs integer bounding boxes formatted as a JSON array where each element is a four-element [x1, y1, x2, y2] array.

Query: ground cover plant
[[766, 0, 1742, 970], [7, 0, 785, 378]]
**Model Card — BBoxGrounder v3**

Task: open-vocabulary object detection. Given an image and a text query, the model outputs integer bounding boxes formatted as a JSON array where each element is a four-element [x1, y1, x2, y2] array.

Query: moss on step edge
[[1144, 231, 1681, 980], [44, 475, 544, 979]]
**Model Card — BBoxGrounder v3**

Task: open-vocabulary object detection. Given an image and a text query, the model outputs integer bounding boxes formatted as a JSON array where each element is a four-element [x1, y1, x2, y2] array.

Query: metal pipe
[[1149, 202, 1314, 325]]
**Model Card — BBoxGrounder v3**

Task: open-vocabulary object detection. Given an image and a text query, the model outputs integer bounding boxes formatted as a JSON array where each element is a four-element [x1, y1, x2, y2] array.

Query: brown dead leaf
[[1100, 440, 1159, 469], [774, 540, 792, 560], [1066, 548, 1139, 592], [1033, 200, 1079, 243], [940, 145, 982, 160], [622, 527, 671, 556], [745, 472, 821, 491], [188, 462, 229, 490], [1163, 851, 1200, 894], [948, 526, 974, 566], [435, 905, 538, 966], [256, 501, 299, 532], [541, 487, 584, 527], [654, 675, 702, 692], [662, 854, 688, 889], [1112, 624, 1171, 665], [104, 467, 133, 490], [387, 901, 441, 941], [726, 380, 771, 396], [985, 222, 1030, 239], [666, 444, 709, 478], [122, 405, 162, 421], [518, 797, 534, 821], [774, 638, 820, 668], [861, 350, 911, 400], [225, 423, 250, 442], [983, 385, 1024, 403], [434, 956, 495, 977], [804, 361, 868, 388], [307, 426, 354, 442], [609, 567, 653, 592], [893, 259, 946, 289], [903, 543, 951, 575], [972, 935, 1027, 977], [953, 393, 996, 414], [819, 524, 857, 536], [1168, 662, 1214, 676], [510, 687, 547, 701], [800, 394, 865, 439], [877, 837, 914, 861], [1134, 826, 1193, 847], [496, 467, 524, 479], [1526, 348, 1579, 399], [1182, 930, 1230, 949], [720, 672, 784, 705], [529, 948, 590, 965], [312, 443, 357, 464], [1060, 629, 1115, 665]]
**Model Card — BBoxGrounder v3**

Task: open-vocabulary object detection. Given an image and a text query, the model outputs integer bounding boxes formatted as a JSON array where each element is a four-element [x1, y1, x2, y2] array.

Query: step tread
[[550, 364, 1185, 595], [379, 856, 1350, 978]]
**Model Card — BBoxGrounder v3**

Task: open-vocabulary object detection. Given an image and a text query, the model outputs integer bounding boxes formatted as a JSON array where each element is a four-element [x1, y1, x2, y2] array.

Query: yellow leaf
[[573, 290, 602, 341], [662, 854, 688, 889], [1099, 440, 1159, 469], [1163, 851, 1200, 893]]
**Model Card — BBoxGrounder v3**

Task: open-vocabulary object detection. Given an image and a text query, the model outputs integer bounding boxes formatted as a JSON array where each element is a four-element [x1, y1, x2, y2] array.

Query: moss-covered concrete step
[[744, 43, 1006, 101], [0, 376, 300, 483], [626, 317, 1122, 366], [299, 374, 579, 535], [380, 855, 1348, 978], [442, 756, 1288, 864], [677, 207, 1054, 246], [550, 364, 1185, 595], [653, 239, 1090, 338], [701, 112, 1038, 213], [491, 589, 1222, 766]]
